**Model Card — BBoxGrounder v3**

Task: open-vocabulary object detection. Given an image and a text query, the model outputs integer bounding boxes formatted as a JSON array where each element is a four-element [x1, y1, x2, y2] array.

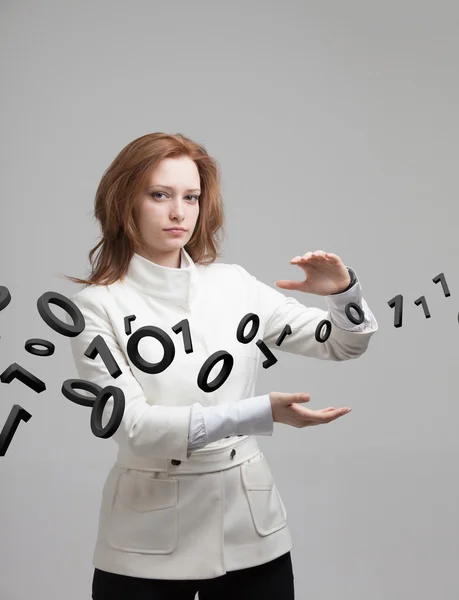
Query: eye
[[151, 192, 166, 198], [187, 195, 200, 202]]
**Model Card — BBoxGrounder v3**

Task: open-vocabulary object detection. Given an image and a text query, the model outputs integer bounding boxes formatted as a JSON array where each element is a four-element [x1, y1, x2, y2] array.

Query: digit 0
[[197, 351, 234, 392], [61, 379, 125, 438], [127, 326, 175, 374], [236, 313, 260, 344], [37, 291, 85, 336]]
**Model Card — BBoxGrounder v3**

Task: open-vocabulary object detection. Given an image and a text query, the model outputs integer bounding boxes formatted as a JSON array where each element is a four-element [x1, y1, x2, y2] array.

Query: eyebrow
[[149, 184, 201, 193]]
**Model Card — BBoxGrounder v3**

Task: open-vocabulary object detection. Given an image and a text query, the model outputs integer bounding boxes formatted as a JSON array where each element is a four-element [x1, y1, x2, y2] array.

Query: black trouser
[[92, 551, 295, 599]]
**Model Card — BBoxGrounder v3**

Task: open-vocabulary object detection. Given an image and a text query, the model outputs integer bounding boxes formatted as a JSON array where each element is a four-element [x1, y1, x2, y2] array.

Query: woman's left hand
[[275, 250, 351, 296]]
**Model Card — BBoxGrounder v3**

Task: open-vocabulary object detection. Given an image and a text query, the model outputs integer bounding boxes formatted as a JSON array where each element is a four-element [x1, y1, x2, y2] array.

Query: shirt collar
[[123, 246, 198, 306]]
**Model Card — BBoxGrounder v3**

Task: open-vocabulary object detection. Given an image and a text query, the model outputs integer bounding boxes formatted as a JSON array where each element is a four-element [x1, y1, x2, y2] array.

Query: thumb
[[289, 392, 310, 404], [275, 280, 301, 290]]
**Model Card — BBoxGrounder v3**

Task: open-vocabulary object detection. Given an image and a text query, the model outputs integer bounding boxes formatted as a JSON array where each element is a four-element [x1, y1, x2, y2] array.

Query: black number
[[37, 291, 85, 337], [85, 335, 122, 378], [236, 313, 260, 344], [0, 405, 32, 456], [124, 314, 136, 336], [433, 272, 450, 297], [275, 324, 292, 346], [61, 379, 125, 438], [24, 338, 55, 357], [315, 319, 332, 342], [255, 340, 278, 369], [172, 319, 194, 353], [0, 285, 12, 312], [388, 294, 403, 328], [1, 362, 46, 393], [345, 302, 365, 325], [127, 326, 175, 374], [197, 350, 233, 392], [414, 295, 431, 319]]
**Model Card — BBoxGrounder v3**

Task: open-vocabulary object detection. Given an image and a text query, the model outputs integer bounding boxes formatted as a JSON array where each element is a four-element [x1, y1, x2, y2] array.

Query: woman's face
[[133, 156, 201, 267]]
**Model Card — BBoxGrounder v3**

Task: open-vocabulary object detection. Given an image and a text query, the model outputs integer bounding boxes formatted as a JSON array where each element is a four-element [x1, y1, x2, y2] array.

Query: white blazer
[[67, 247, 378, 580]]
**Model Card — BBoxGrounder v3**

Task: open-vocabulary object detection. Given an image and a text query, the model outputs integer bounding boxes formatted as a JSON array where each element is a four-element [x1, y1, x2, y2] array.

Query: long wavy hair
[[62, 132, 225, 287]]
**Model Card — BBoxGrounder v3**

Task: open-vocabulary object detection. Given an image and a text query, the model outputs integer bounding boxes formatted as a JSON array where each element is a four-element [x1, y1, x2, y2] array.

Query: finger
[[313, 407, 351, 422], [291, 253, 311, 263], [275, 279, 303, 290], [327, 408, 352, 420]]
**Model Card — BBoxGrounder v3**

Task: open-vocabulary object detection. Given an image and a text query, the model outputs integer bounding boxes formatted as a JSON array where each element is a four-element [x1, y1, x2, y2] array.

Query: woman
[[65, 132, 378, 599]]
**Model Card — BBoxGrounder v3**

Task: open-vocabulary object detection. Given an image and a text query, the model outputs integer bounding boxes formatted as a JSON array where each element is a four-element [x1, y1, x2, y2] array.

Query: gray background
[[1, 1, 458, 598]]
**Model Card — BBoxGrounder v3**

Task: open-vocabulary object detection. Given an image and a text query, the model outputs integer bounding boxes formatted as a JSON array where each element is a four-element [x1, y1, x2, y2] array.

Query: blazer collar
[[123, 247, 198, 306]]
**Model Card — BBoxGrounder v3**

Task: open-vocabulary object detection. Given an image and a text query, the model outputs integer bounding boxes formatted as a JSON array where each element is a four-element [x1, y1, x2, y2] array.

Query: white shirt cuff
[[187, 394, 274, 452]]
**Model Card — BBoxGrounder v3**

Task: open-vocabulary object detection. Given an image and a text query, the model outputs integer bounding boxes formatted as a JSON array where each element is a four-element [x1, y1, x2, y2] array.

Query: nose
[[170, 200, 185, 222]]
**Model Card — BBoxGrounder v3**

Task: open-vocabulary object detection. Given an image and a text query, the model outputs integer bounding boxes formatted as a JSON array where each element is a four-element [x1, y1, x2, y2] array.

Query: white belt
[[114, 435, 262, 475]]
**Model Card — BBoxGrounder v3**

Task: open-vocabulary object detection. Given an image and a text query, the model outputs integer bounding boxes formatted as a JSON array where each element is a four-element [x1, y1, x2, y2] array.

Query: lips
[[165, 228, 186, 231]]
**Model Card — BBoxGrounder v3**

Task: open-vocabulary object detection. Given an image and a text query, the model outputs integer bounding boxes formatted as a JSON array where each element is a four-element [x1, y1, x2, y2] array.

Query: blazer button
[[230, 449, 236, 460], [171, 459, 181, 466]]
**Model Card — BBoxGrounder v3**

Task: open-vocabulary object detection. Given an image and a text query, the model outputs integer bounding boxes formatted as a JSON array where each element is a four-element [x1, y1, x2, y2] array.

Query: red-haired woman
[[65, 132, 378, 599]]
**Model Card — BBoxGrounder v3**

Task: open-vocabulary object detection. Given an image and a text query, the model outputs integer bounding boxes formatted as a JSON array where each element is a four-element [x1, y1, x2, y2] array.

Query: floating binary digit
[[0, 285, 12, 312], [171, 318, 194, 353], [0, 405, 32, 456], [127, 325, 176, 374], [433, 272, 450, 297], [85, 335, 122, 378], [345, 302, 365, 325], [37, 290, 85, 336], [315, 319, 332, 343], [124, 314, 136, 336], [275, 324, 292, 346], [61, 379, 125, 438], [25, 338, 55, 356], [1, 363, 46, 393], [388, 294, 403, 328], [414, 296, 431, 319], [237, 313, 260, 344], [198, 350, 234, 392]]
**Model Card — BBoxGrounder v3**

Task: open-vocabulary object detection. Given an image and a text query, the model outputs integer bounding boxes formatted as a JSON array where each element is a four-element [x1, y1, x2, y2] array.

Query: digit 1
[[172, 318, 194, 353], [432, 273, 450, 297], [388, 294, 403, 328], [255, 340, 278, 369], [414, 296, 431, 318], [84, 335, 122, 378], [276, 324, 292, 346], [0, 405, 32, 457]]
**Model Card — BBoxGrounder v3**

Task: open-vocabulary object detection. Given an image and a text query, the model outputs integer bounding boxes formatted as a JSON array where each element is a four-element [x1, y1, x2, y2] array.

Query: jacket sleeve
[[233, 264, 378, 361], [66, 290, 193, 461]]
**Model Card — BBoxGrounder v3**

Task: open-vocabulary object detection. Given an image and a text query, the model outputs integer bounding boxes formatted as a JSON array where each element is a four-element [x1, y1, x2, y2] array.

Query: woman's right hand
[[269, 391, 352, 428]]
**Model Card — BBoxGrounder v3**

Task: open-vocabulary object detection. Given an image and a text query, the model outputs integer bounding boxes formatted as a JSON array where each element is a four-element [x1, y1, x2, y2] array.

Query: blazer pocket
[[241, 452, 287, 536], [107, 471, 178, 554]]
